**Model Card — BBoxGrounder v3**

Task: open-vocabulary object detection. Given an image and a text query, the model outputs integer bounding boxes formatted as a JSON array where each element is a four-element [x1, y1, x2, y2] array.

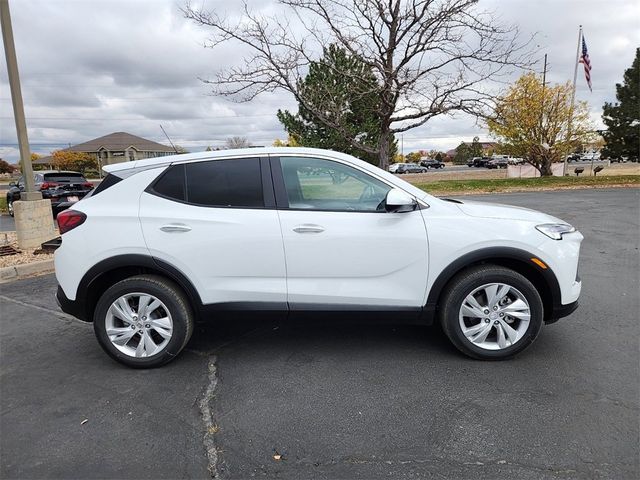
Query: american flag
[[579, 34, 592, 91]]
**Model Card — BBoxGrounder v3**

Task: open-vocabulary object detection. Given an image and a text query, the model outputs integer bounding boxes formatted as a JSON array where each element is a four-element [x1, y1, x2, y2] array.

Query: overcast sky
[[1, 0, 638, 163]]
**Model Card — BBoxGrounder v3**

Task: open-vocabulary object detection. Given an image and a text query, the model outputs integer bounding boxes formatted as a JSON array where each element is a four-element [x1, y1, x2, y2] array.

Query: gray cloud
[[1, 0, 638, 162]]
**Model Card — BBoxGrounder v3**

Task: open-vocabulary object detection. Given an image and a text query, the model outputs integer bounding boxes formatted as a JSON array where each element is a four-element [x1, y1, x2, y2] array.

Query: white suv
[[55, 147, 582, 368]]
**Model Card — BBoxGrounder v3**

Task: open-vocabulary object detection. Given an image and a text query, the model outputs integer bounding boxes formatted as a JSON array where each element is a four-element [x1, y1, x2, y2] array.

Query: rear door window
[[186, 158, 263, 208]]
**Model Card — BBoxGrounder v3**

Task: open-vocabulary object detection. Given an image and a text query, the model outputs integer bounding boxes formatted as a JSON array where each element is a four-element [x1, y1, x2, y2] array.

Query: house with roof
[[33, 132, 176, 168]]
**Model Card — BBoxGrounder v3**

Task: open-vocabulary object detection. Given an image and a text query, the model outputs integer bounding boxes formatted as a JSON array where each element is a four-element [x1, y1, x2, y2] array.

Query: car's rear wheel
[[93, 275, 194, 368], [439, 265, 543, 360]]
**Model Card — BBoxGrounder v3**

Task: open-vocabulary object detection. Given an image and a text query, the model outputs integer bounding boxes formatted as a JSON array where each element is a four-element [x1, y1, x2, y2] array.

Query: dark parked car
[[420, 159, 445, 169], [487, 158, 509, 169], [397, 163, 428, 174], [6, 171, 94, 217], [467, 157, 490, 168], [566, 153, 582, 163]]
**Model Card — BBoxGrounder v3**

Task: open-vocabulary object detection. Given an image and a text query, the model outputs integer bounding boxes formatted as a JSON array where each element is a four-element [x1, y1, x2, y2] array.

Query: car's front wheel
[[439, 265, 543, 360], [93, 275, 194, 368]]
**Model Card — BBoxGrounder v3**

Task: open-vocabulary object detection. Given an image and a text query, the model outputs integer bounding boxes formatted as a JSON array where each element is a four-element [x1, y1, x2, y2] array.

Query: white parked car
[[55, 147, 582, 367]]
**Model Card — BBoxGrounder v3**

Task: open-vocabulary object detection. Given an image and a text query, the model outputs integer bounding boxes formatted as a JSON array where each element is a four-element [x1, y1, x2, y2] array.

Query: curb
[[0, 259, 54, 284]]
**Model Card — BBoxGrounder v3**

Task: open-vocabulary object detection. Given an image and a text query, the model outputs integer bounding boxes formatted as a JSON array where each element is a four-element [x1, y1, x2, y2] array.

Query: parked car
[[566, 153, 581, 163], [55, 147, 583, 367], [420, 159, 445, 169], [487, 158, 509, 169], [6, 171, 94, 217], [507, 157, 525, 165], [396, 163, 428, 174], [468, 157, 490, 168], [580, 152, 601, 161]]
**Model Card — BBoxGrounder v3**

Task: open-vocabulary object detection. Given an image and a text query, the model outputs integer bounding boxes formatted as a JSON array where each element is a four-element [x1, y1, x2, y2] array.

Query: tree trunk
[[378, 128, 391, 170], [539, 159, 553, 176]]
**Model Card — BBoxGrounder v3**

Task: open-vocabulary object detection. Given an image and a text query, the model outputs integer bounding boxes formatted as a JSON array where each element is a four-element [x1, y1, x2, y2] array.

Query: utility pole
[[1, 0, 54, 249], [1, 0, 39, 200], [539, 53, 547, 144]]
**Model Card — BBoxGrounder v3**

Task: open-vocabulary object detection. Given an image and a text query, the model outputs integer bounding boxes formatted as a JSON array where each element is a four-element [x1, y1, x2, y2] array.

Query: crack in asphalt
[[199, 355, 220, 478], [0, 294, 86, 324]]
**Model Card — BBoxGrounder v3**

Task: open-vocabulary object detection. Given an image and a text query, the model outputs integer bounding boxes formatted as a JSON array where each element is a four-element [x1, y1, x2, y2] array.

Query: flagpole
[[563, 25, 583, 176]]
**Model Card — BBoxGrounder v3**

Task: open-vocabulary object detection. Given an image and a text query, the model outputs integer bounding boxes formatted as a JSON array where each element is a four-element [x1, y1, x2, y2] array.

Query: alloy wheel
[[105, 292, 174, 358], [458, 282, 531, 350]]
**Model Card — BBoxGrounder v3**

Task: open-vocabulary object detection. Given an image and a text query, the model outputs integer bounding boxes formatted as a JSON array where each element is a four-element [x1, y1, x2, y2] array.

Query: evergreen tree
[[277, 45, 394, 165], [602, 48, 640, 160]]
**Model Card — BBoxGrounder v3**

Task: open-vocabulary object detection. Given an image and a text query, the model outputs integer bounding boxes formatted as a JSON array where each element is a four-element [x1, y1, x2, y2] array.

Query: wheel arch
[[425, 247, 561, 323], [77, 254, 203, 322]]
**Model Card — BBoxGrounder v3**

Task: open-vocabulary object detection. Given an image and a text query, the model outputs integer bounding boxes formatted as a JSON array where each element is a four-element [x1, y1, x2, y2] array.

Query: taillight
[[57, 210, 87, 234], [83, 182, 94, 189], [41, 182, 60, 189]]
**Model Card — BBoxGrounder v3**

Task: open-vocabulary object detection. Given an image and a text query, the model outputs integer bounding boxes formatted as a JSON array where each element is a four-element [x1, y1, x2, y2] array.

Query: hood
[[451, 199, 565, 224]]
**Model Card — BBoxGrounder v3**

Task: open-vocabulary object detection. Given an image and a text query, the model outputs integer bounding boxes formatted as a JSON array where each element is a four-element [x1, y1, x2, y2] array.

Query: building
[[33, 132, 176, 168]]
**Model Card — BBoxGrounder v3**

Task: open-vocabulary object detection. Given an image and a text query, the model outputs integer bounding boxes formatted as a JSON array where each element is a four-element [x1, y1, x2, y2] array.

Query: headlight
[[535, 223, 576, 240]]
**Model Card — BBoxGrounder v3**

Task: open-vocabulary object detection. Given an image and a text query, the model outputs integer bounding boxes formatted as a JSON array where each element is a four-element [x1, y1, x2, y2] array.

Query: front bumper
[[546, 299, 579, 324]]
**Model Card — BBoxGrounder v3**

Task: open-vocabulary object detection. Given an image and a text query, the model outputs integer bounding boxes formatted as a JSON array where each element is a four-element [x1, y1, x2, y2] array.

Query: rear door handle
[[293, 224, 325, 234], [160, 224, 192, 233]]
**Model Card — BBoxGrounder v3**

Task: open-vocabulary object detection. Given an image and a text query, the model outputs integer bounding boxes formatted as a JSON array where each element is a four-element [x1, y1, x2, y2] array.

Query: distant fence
[[507, 163, 564, 178]]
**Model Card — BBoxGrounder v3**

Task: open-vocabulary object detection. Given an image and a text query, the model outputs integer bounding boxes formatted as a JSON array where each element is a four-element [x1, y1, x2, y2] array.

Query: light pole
[[1, 0, 38, 199], [1, 0, 54, 248]]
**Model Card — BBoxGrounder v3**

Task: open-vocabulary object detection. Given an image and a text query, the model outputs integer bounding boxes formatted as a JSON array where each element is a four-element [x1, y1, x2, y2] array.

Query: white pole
[[563, 25, 583, 176]]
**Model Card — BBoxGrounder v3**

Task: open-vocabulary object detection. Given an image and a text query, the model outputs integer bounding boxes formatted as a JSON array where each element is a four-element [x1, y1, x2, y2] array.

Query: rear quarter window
[[90, 173, 123, 196], [151, 165, 186, 201]]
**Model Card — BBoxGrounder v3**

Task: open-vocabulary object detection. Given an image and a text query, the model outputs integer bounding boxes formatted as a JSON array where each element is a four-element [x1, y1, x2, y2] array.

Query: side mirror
[[385, 188, 417, 213]]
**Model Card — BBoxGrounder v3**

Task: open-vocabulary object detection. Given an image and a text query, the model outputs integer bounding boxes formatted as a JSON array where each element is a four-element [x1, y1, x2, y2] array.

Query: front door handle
[[293, 224, 325, 234], [160, 224, 192, 233]]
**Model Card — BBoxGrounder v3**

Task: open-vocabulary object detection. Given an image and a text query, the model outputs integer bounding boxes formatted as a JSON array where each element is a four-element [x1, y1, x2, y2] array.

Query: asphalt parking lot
[[1, 188, 638, 479]]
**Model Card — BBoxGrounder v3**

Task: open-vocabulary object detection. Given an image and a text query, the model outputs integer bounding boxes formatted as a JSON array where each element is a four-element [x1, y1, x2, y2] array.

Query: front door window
[[280, 156, 391, 212]]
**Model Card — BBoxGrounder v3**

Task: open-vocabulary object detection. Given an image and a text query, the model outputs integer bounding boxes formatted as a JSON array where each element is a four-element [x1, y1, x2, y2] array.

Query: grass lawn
[[0, 197, 6, 213], [412, 175, 640, 196]]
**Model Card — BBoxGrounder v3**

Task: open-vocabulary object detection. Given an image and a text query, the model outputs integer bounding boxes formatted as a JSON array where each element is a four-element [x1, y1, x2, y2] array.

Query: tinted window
[[185, 158, 263, 208], [153, 164, 186, 201], [91, 173, 123, 196], [280, 157, 391, 212]]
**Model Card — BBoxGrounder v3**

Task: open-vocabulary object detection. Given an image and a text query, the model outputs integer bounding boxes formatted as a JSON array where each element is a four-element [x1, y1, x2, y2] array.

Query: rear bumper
[[56, 285, 89, 322]]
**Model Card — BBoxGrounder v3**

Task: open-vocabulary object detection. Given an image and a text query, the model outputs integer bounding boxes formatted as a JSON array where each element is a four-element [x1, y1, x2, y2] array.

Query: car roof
[[102, 146, 439, 205], [37, 170, 84, 175], [102, 147, 390, 174]]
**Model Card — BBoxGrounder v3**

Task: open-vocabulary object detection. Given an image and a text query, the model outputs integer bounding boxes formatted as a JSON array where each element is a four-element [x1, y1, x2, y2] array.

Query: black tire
[[93, 275, 194, 368], [439, 265, 543, 360], [7, 198, 14, 217]]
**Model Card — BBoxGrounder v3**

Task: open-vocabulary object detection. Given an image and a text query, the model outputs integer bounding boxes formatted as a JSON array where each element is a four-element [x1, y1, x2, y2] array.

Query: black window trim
[[145, 156, 276, 210], [269, 154, 423, 214]]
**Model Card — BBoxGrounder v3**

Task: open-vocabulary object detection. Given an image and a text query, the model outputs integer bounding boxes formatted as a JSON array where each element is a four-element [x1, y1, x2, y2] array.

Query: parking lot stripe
[[0, 294, 86, 324]]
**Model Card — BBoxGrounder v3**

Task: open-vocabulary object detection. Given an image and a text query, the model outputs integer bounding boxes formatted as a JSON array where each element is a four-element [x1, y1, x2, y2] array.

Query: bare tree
[[184, 0, 533, 169], [225, 136, 252, 149]]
